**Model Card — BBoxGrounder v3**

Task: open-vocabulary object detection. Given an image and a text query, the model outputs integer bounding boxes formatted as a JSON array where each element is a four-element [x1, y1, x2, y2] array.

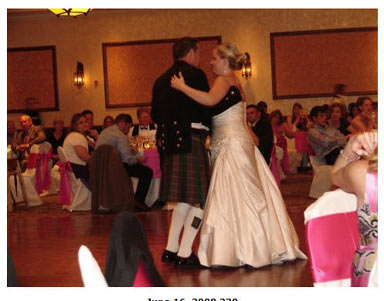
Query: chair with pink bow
[[307, 145, 333, 199], [8, 142, 53, 207], [27, 142, 54, 195], [304, 189, 360, 286], [57, 146, 91, 211], [142, 148, 161, 207]]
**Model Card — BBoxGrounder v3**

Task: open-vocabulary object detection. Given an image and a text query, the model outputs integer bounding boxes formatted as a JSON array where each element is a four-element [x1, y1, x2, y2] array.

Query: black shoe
[[161, 250, 177, 263], [175, 253, 201, 269]]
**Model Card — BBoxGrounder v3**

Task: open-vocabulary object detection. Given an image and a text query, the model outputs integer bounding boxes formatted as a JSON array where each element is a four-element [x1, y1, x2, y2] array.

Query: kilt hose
[[160, 132, 210, 206]]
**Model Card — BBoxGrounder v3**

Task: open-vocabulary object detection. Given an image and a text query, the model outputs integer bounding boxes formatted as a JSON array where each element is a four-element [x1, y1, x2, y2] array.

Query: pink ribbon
[[294, 131, 308, 154], [27, 150, 53, 194], [57, 160, 73, 205], [306, 211, 360, 284], [143, 149, 162, 178]]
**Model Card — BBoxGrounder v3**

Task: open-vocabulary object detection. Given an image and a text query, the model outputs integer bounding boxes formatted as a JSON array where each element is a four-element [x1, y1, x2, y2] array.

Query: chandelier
[[49, 9, 92, 17]]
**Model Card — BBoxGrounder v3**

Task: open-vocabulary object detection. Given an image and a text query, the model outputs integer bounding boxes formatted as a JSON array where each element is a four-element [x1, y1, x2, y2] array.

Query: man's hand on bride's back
[[171, 72, 185, 90]]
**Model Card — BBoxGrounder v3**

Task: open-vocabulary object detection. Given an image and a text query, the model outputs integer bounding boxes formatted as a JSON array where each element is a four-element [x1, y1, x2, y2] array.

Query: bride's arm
[[171, 72, 230, 106]]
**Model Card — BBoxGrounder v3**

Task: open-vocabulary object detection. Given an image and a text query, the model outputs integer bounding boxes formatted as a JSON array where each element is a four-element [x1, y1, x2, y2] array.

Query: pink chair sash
[[57, 161, 73, 205], [132, 259, 152, 287], [294, 131, 308, 154], [306, 211, 360, 284], [27, 149, 53, 194], [143, 149, 161, 178], [269, 145, 281, 187], [276, 135, 290, 173]]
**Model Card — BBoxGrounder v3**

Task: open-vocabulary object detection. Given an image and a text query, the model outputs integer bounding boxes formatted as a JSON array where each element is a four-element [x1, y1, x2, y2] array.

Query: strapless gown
[[198, 97, 307, 268]]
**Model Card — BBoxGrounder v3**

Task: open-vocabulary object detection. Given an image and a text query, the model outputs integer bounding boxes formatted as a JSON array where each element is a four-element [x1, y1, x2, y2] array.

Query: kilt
[[160, 131, 210, 205]]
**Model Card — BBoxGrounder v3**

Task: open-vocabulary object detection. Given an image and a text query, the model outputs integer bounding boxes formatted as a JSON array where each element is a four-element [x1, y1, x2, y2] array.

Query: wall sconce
[[73, 62, 84, 88], [49, 9, 92, 17], [242, 52, 252, 80]]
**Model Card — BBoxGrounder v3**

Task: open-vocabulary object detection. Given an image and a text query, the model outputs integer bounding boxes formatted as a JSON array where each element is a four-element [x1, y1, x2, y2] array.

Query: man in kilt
[[151, 37, 211, 268]]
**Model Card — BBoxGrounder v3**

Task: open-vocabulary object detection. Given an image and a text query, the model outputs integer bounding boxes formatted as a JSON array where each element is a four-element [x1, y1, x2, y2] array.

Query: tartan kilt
[[160, 132, 210, 205]]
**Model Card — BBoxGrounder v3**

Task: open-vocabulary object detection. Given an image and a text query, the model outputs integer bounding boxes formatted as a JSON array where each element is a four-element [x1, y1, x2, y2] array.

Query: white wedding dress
[[198, 88, 307, 268]]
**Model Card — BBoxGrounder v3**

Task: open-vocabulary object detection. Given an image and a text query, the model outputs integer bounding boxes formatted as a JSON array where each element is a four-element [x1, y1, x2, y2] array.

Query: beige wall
[[7, 9, 377, 128]]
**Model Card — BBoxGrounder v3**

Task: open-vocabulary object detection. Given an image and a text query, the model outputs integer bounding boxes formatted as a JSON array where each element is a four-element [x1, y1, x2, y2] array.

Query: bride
[[171, 42, 306, 268]]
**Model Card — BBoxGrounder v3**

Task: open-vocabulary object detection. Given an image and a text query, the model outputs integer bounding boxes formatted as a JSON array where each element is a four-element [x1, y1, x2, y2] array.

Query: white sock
[[177, 207, 204, 258], [165, 202, 191, 253]]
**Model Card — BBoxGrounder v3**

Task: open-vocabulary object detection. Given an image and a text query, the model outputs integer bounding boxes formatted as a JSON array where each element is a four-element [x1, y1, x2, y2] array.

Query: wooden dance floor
[[7, 171, 315, 287]]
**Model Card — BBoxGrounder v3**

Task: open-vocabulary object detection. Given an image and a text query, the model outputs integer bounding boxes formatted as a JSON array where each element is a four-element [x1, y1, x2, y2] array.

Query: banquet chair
[[8, 144, 47, 207], [57, 147, 91, 211], [308, 155, 333, 199], [7, 158, 29, 210], [304, 189, 360, 286], [104, 212, 165, 287], [26, 142, 54, 195]]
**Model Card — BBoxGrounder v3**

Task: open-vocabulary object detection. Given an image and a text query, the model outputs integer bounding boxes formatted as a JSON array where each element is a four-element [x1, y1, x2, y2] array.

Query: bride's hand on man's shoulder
[[171, 72, 185, 90]]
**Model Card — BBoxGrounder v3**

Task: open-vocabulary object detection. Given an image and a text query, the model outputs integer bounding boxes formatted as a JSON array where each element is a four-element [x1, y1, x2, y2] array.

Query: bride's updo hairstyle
[[216, 42, 246, 71]]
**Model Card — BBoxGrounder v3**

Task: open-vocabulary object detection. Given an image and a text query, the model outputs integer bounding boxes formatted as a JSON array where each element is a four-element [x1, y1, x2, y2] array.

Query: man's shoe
[[161, 250, 177, 263], [175, 253, 201, 269]]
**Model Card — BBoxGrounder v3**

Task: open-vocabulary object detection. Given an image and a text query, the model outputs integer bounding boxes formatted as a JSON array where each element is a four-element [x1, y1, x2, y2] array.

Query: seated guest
[[7, 120, 16, 145], [331, 131, 378, 286], [327, 103, 350, 136], [11, 114, 46, 171], [347, 102, 360, 123], [307, 106, 346, 165], [130, 107, 157, 139], [63, 113, 92, 188], [82, 109, 99, 151], [96, 114, 153, 210], [246, 104, 273, 164], [347, 97, 375, 134], [270, 109, 295, 173], [102, 115, 115, 130], [286, 102, 312, 131], [46, 117, 68, 162]]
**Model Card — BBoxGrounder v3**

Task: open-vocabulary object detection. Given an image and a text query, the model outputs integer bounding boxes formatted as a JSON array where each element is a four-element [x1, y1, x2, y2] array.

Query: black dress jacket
[[151, 60, 211, 154], [251, 118, 274, 165]]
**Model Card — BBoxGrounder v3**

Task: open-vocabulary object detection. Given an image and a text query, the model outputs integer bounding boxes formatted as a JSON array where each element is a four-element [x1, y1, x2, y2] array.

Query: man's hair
[[309, 106, 325, 121], [172, 37, 198, 60], [246, 104, 257, 110], [81, 109, 93, 116], [115, 114, 132, 124]]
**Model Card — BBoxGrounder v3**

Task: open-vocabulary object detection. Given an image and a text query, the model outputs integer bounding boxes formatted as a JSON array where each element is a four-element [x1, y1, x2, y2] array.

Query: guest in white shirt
[[63, 113, 92, 187]]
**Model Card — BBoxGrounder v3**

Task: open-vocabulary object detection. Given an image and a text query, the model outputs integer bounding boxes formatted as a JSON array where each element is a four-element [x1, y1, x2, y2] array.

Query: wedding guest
[[96, 114, 153, 211], [347, 102, 360, 123], [347, 97, 375, 134], [7, 120, 16, 145], [331, 130, 378, 287], [63, 113, 92, 187], [11, 114, 46, 171], [246, 104, 273, 164], [327, 103, 350, 136], [307, 106, 346, 165], [46, 117, 68, 162], [102, 115, 115, 130]]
